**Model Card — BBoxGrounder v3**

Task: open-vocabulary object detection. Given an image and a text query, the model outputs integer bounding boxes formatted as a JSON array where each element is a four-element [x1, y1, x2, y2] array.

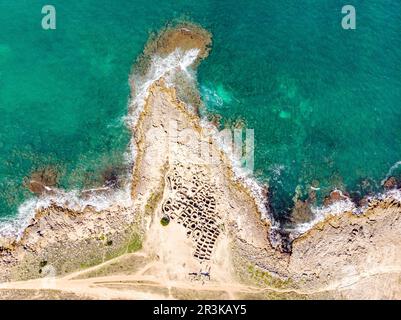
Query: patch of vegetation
[[105, 244, 129, 261], [79, 256, 103, 270], [98, 233, 113, 246], [39, 260, 48, 268], [160, 216, 170, 226], [127, 233, 142, 253], [77, 230, 143, 272], [145, 190, 163, 215], [247, 264, 294, 289]]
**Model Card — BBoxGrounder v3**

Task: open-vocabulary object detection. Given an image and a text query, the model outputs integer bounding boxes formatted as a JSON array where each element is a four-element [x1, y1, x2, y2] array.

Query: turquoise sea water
[[1, 0, 401, 222]]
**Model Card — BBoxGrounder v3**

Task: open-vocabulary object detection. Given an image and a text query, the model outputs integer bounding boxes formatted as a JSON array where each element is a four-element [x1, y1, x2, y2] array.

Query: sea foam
[[289, 187, 401, 236], [3, 44, 400, 244], [0, 185, 133, 239]]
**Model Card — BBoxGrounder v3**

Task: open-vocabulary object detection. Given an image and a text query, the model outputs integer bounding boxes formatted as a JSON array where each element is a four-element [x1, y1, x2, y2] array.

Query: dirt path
[[2, 250, 401, 300], [0, 259, 257, 299], [3, 246, 400, 300]]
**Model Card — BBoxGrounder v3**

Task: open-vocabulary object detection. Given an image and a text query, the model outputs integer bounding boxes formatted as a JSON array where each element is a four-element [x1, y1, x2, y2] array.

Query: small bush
[[39, 260, 48, 268], [160, 216, 170, 226]]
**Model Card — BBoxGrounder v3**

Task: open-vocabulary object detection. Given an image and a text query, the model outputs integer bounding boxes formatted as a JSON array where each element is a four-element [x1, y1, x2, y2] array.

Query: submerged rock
[[323, 189, 349, 206], [28, 180, 47, 194], [102, 167, 121, 189], [383, 176, 398, 189], [291, 200, 313, 224], [25, 166, 60, 195]]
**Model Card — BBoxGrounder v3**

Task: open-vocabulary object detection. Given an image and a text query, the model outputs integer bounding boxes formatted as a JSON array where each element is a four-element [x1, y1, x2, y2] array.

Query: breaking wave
[[2, 24, 399, 245], [288, 187, 401, 237], [0, 47, 202, 239], [0, 185, 133, 239]]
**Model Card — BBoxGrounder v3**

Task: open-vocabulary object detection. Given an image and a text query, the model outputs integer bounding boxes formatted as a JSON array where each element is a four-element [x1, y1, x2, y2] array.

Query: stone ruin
[[162, 164, 222, 262]]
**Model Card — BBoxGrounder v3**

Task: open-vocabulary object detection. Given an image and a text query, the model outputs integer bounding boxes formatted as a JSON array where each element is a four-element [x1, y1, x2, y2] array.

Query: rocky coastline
[[1, 23, 401, 299]]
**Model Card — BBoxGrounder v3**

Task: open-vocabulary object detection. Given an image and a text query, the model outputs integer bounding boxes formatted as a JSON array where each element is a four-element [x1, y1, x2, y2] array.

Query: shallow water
[[0, 0, 400, 224]]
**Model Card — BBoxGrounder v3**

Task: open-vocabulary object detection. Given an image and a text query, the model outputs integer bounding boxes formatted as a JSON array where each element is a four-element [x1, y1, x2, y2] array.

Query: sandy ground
[[3, 205, 401, 300], [3, 248, 400, 300], [0, 196, 249, 300]]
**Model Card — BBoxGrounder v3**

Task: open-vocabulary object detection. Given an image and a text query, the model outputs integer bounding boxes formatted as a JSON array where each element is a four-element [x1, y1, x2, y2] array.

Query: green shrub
[[160, 216, 170, 226]]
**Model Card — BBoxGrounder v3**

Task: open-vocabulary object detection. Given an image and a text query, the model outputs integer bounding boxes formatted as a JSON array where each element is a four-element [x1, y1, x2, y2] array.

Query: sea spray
[[125, 25, 274, 226], [4, 23, 400, 246], [0, 43, 203, 239], [292, 198, 356, 235], [199, 118, 271, 220], [381, 161, 401, 186], [287, 187, 401, 237], [0, 185, 133, 239], [126, 27, 273, 223]]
